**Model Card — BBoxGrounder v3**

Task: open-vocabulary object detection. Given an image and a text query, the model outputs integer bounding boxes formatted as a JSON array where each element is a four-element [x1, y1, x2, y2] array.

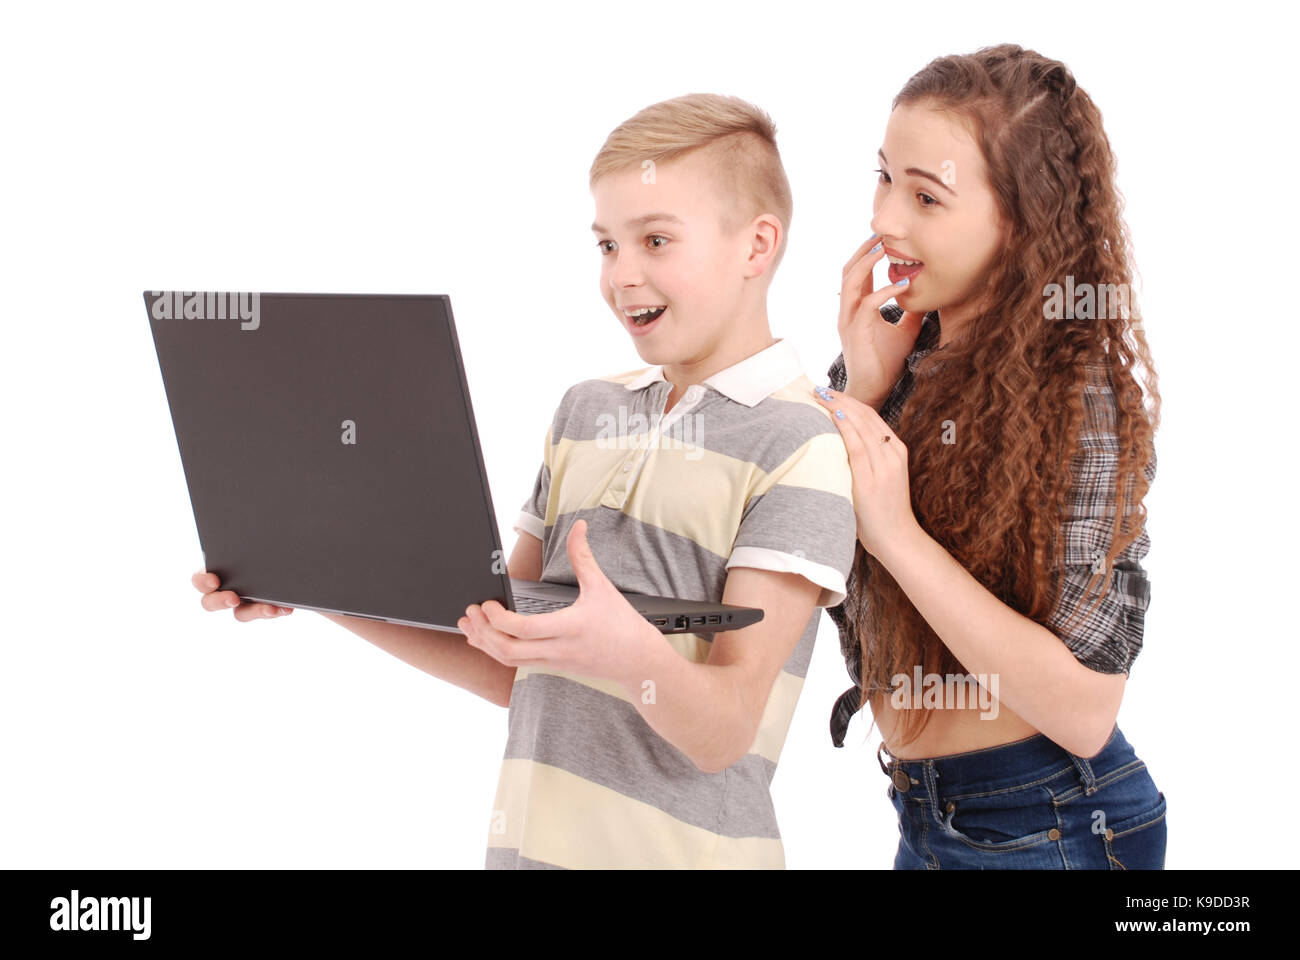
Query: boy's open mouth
[[623, 305, 666, 332]]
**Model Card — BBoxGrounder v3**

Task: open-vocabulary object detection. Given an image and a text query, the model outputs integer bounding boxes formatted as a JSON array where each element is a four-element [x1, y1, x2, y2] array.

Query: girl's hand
[[838, 235, 926, 407], [459, 519, 659, 691], [813, 385, 922, 559]]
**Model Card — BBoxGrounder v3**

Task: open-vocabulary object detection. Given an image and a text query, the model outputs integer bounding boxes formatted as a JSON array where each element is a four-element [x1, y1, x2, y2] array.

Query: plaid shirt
[[826, 304, 1156, 747]]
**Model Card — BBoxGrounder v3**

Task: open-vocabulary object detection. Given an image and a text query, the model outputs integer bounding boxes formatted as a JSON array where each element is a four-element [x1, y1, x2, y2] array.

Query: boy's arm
[[626, 565, 820, 773], [317, 532, 541, 708], [623, 412, 856, 772]]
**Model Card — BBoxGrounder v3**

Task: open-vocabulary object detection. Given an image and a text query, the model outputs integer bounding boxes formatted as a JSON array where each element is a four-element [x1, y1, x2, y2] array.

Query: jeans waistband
[[878, 725, 1125, 798]]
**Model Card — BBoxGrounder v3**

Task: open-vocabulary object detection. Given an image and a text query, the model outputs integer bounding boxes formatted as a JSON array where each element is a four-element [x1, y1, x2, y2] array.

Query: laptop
[[144, 291, 765, 635]]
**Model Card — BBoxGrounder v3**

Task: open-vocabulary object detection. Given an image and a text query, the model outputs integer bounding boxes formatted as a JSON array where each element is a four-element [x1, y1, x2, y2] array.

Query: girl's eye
[[876, 168, 938, 208], [646, 234, 669, 249], [597, 240, 616, 255]]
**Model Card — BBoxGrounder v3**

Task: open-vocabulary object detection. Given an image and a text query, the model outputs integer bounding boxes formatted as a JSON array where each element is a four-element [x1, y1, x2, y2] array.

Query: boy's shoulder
[[547, 365, 841, 457]]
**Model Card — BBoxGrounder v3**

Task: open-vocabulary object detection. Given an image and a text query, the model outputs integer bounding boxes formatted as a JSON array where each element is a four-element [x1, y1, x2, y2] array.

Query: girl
[[814, 44, 1166, 869]]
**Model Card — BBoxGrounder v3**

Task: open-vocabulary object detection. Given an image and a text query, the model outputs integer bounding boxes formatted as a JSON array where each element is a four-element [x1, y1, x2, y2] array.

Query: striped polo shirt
[[487, 337, 858, 869]]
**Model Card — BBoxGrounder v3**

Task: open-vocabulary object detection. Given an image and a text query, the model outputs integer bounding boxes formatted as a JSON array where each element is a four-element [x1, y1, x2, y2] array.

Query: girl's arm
[[875, 526, 1125, 758]]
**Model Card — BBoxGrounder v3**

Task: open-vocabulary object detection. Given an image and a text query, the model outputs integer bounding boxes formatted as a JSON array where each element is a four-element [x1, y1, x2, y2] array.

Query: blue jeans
[[883, 725, 1167, 869]]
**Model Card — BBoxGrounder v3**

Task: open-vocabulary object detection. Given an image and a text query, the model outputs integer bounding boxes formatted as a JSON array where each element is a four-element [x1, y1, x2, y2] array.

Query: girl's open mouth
[[887, 261, 924, 285]]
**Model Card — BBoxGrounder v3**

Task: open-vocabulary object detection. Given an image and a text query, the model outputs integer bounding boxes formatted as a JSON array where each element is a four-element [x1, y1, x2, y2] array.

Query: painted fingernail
[[897, 277, 910, 286], [870, 242, 883, 254], [868, 233, 878, 242], [835, 410, 846, 419]]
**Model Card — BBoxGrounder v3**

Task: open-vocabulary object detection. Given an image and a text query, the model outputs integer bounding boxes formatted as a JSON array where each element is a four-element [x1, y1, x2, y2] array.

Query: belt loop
[[877, 741, 892, 777], [1070, 753, 1098, 795]]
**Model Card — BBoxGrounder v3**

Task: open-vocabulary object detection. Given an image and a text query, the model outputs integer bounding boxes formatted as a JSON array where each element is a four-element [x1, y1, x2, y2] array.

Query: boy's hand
[[459, 519, 659, 691], [192, 571, 294, 621], [838, 235, 925, 407]]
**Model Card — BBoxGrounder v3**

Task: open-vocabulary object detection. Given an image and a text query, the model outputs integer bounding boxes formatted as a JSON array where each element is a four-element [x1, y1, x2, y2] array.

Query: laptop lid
[[147, 291, 764, 635], [146, 291, 511, 631]]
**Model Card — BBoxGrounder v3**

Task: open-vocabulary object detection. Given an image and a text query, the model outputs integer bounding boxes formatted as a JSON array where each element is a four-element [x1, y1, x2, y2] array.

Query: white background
[[2, 0, 1294, 869]]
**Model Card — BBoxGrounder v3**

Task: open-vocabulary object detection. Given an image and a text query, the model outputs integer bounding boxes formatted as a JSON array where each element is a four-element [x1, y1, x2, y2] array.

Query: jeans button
[[892, 769, 911, 792], [1048, 828, 1061, 841]]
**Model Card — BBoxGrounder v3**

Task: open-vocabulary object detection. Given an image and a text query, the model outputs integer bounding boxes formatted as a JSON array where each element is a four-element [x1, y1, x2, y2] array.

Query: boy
[[193, 94, 858, 869]]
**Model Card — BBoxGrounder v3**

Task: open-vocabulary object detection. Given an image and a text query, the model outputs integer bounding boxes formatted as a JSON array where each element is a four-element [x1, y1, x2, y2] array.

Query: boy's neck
[[659, 320, 778, 411]]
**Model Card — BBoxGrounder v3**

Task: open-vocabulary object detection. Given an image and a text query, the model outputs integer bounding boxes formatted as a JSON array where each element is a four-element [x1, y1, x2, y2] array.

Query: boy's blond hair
[[589, 93, 793, 272]]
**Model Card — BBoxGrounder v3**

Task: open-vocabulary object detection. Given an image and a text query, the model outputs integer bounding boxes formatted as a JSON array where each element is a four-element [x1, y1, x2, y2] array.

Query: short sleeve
[[725, 418, 858, 608], [511, 424, 553, 542], [1045, 369, 1157, 674]]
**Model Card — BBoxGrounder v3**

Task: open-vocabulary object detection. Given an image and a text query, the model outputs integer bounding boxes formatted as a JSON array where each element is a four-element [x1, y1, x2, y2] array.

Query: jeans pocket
[[1101, 791, 1167, 870], [941, 787, 1059, 853]]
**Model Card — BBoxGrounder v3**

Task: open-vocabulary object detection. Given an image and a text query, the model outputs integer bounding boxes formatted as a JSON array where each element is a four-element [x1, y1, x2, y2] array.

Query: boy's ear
[[742, 213, 782, 279]]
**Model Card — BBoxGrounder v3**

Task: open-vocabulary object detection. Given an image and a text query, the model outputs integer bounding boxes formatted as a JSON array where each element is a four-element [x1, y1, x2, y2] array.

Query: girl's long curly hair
[[849, 44, 1160, 749]]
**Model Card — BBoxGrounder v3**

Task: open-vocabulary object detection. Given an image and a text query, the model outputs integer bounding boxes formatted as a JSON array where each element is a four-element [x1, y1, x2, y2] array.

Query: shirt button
[[622, 462, 632, 472]]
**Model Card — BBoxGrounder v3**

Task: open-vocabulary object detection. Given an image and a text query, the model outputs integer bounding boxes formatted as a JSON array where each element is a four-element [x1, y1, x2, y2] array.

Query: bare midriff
[[868, 691, 1042, 760]]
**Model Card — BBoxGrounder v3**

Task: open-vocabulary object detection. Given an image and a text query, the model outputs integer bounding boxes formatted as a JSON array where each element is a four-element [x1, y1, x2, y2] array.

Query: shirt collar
[[903, 310, 944, 376], [622, 338, 807, 408]]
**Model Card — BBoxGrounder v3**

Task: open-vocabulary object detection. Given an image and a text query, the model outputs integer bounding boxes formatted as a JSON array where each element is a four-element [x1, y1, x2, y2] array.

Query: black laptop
[[144, 291, 764, 635]]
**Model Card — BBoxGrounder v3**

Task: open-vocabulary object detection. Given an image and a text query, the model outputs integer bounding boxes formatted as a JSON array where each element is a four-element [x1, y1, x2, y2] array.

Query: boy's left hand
[[459, 519, 660, 690], [814, 385, 923, 558]]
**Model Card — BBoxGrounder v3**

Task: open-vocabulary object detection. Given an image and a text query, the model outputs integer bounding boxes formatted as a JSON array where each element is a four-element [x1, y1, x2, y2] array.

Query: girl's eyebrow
[[878, 149, 959, 197]]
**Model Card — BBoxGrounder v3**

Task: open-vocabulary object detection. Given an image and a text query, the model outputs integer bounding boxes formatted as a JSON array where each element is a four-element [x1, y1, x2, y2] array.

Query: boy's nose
[[609, 256, 644, 289]]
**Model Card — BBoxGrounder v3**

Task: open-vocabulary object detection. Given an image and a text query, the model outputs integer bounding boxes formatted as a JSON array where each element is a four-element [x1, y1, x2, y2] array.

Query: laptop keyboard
[[513, 595, 575, 615]]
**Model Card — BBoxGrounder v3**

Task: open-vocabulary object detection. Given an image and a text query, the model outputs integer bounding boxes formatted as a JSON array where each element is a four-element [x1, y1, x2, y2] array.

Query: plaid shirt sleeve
[[1044, 364, 1156, 675]]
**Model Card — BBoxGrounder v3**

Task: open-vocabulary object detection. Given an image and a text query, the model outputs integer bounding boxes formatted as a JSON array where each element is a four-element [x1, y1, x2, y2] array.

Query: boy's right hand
[[192, 570, 294, 621], [838, 236, 926, 409]]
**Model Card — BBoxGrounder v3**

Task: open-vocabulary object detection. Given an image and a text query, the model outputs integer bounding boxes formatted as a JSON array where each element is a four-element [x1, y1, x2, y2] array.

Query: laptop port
[[674, 615, 689, 630], [707, 615, 720, 624], [652, 617, 668, 626], [691, 616, 705, 625]]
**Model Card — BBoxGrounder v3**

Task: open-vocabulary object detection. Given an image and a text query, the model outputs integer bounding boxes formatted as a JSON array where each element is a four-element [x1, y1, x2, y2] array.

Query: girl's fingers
[[854, 276, 911, 325], [839, 246, 885, 333], [816, 390, 875, 479], [842, 235, 882, 277], [817, 389, 901, 476]]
